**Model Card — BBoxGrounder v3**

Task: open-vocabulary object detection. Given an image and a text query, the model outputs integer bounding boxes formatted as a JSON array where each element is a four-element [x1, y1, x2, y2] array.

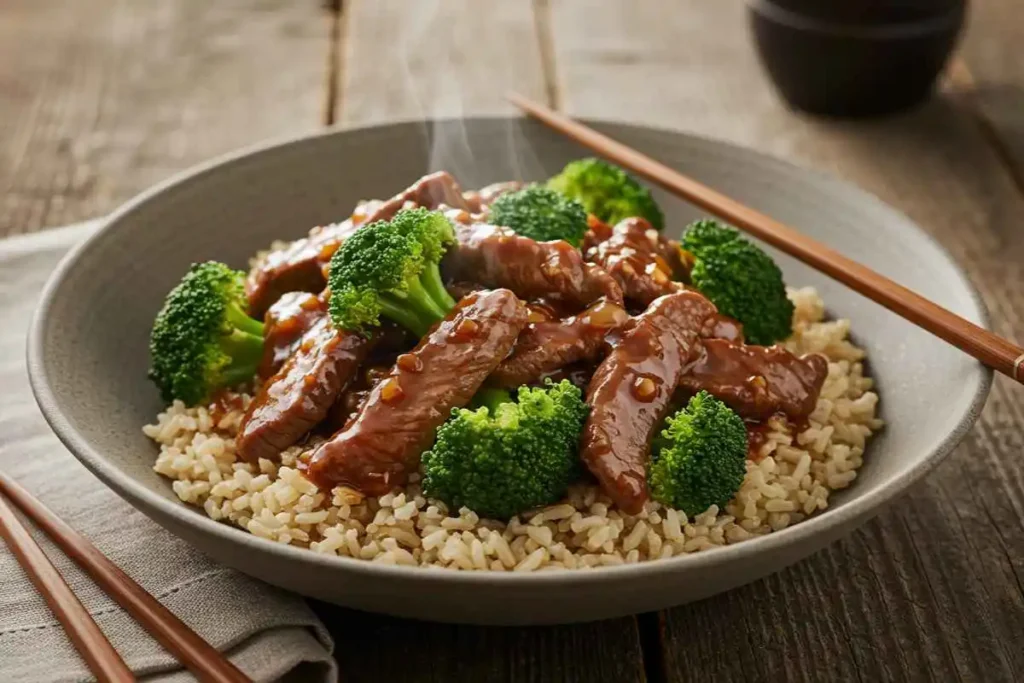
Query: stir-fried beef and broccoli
[[147, 158, 864, 568]]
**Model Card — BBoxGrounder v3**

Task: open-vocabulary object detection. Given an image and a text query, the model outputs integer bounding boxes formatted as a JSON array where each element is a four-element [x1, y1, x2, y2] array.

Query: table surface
[[3, 1, 1023, 681]]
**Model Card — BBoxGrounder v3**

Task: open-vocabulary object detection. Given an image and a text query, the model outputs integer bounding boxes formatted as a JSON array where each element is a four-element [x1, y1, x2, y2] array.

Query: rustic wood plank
[[336, 0, 549, 125], [959, 0, 1024, 191], [551, 1, 1024, 681], [0, 0, 329, 236], [324, 3, 648, 679]]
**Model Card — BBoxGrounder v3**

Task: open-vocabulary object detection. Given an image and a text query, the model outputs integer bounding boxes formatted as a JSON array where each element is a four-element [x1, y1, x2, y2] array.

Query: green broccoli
[[547, 157, 664, 230], [648, 391, 747, 517], [148, 261, 265, 405], [681, 219, 794, 345], [421, 380, 589, 520], [327, 207, 456, 337], [489, 185, 589, 246]]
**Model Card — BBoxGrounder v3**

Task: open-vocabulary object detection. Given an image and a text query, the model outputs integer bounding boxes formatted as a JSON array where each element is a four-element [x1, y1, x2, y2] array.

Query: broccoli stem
[[225, 302, 265, 337], [421, 261, 457, 312], [379, 268, 455, 337]]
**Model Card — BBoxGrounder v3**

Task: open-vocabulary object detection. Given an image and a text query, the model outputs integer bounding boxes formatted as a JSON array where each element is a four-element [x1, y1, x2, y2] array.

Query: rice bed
[[144, 287, 881, 571]]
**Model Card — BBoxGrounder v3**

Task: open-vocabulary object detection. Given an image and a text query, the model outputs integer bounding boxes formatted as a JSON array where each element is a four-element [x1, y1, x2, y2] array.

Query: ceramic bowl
[[28, 118, 991, 624], [748, 0, 966, 117]]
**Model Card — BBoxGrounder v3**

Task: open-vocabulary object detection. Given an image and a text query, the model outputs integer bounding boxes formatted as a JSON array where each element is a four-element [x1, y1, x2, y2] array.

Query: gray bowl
[[27, 118, 991, 625]]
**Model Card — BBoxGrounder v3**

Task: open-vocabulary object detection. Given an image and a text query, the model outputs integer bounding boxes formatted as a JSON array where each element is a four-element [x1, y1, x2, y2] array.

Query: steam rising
[[386, 0, 548, 184]]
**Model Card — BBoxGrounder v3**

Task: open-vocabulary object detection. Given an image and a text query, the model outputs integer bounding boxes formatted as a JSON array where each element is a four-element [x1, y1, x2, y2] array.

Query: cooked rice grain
[[146, 287, 881, 571]]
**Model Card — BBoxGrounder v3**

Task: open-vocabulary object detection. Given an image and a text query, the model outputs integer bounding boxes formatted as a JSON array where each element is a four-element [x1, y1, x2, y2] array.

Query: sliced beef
[[462, 181, 523, 213], [582, 215, 615, 254], [304, 289, 528, 495], [586, 217, 683, 307], [245, 172, 469, 317], [245, 211, 371, 319], [236, 318, 372, 463], [258, 292, 326, 379], [679, 339, 828, 421], [443, 222, 623, 308], [490, 298, 629, 388], [580, 290, 717, 514]]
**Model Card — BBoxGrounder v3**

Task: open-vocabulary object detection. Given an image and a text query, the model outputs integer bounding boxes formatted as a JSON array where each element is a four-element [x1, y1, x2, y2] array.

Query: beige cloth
[[0, 223, 338, 683]]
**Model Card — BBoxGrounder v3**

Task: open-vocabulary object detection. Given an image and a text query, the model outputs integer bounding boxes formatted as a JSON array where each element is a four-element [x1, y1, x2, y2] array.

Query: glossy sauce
[[304, 289, 528, 495], [236, 318, 372, 463], [679, 339, 828, 420], [258, 292, 327, 379], [586, 217, 682, 307], [489, 298, 628, 388], [580, 290, 717, 514], [443, 222, 624, 309]]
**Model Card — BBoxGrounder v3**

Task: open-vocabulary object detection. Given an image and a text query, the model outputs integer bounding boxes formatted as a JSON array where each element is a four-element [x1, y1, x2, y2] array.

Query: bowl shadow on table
[[312, 601, 652, 682]]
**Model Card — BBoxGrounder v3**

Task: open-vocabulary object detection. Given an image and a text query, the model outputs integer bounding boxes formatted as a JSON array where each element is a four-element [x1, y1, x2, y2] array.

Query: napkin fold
[[0, 223, 338, 683]]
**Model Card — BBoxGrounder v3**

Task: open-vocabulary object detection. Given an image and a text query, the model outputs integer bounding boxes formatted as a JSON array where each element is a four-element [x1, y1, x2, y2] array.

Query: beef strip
[[489, 298, 629, 388], [304, 289, 528, 495], [462, 181, 524, 213], [679, 339, 828, 421], [325, 364, 392, 433], [236, 318, 372, 463], [244, 211, 370, 319], [580, 290, 717, 514], [582, 215, 614, 254], [586, 217, 684, 307], [258, 292, 326, 379], [443, 222, 623, 308], [245, 172, 469, 317]]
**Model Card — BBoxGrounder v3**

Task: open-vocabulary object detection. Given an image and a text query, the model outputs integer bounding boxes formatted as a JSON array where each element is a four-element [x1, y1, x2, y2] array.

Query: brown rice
[[144, 286, 881, 571]]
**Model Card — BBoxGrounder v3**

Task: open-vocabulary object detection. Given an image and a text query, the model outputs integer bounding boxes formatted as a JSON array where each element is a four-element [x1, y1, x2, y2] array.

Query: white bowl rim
[[27, 116, 993, 587]]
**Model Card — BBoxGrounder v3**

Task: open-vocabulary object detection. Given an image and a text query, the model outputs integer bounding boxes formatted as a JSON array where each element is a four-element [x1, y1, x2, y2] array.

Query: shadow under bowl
[[747, 0, 966, 118]]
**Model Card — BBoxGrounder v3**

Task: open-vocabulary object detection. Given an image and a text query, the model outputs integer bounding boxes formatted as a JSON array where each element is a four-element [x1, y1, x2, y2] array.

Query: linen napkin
[[0, 223, 338, 683]]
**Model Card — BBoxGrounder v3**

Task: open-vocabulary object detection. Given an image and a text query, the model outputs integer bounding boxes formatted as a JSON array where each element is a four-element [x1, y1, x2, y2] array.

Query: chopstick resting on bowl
[[507, 92, 1024, 385], [0, 490, 135, 682], [0, 473, 253, 683]]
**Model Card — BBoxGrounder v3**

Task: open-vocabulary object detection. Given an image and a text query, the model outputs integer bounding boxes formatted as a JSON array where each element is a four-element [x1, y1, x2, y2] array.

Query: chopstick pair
[[507, 93, 1024, 385], [0, 473, 252, 683]]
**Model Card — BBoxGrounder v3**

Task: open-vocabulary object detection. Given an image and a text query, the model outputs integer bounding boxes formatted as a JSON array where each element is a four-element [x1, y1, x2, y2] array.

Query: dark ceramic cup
[[747, 0, 966, 117]]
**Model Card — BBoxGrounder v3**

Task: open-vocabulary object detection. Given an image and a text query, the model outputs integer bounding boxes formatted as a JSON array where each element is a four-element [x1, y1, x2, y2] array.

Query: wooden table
[[3, 2, 1022, 680]]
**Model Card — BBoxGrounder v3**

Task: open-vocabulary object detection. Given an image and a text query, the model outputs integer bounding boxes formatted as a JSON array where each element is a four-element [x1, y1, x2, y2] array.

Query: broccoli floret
[[648, 391, 747, 517], [328, 208, 456, 337], [547, 157, 664, 230], [148, 261, 265, 405], [681, 219, 794, 345], [421, 380, 589, 520], [489, 185, 588, 246]]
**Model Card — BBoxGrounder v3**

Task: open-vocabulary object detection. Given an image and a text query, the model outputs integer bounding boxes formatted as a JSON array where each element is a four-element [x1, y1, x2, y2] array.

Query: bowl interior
[[30, 118, 989, 584]]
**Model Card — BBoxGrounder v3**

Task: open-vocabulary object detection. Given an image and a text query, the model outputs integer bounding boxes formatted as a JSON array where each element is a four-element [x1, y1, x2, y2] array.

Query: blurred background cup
[[747, 0, 967, 118]]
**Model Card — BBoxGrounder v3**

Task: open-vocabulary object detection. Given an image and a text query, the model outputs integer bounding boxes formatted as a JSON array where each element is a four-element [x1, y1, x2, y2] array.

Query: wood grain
[[0, 0, 329, 236], [550, 1, 1024, 681], [959, 0, 1024, 191]]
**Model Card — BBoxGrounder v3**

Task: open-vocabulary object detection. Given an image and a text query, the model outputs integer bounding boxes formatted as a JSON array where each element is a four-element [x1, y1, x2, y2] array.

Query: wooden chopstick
[[0, 473, 253, 683], [0, 491, 135, 682], [507, 92, 1024, 385]]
